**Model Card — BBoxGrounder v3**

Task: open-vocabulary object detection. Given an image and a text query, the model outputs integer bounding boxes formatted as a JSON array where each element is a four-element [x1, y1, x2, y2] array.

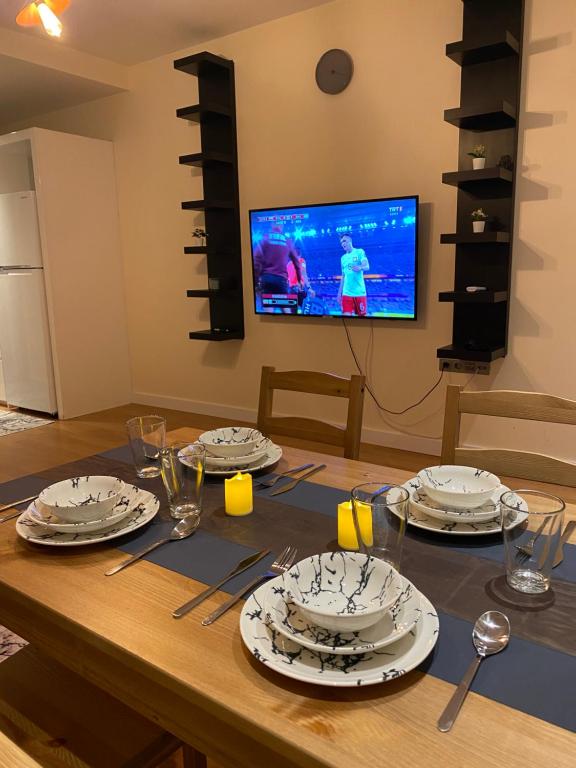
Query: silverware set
[[254, 463, 326, 495], [514, 518, 575, 567], [253, 464, 313, 489], [0, 494, 39, 522], [515, 518, 547, 562], [269, 464, 327, 496], [173, 548, 271, 618], [201, 545, 297, 626]]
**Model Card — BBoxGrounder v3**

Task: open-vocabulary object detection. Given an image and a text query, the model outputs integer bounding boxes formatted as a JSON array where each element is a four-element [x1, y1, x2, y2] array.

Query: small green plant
[[467, 144, 486, 159], [471, 208, 488, 221], [192, 227, 207, 246]]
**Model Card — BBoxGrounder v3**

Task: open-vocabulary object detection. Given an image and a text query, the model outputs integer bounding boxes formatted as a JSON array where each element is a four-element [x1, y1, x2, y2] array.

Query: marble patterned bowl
[[417, 465, 500, 510], [283, 552, 403, 632], [197, 427, 263, 458], [36, 476, 125, 523]]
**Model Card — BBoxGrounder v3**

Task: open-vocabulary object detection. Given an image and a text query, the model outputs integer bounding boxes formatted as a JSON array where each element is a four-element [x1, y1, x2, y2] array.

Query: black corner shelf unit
[[175, 51, 244, 341], [438, 0, 525, 368]]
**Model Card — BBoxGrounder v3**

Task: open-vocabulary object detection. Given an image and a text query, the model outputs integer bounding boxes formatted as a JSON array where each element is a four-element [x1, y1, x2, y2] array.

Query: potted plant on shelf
[[192, 227, 207, 247], [471, 208, 488, 233], [467, 144, 486, 170]]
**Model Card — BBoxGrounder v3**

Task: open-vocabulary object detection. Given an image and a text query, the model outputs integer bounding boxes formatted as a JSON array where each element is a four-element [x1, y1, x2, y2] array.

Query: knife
[[173, 548, 271, 618], [0, 494, 39, 520], [269, 464, 327, 496], [553, 520, 576, 568]]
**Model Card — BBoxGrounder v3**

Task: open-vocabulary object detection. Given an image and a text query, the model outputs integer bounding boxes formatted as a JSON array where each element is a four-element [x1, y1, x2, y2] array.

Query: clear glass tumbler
[[160, 442, 206, 519], [351, 483, 409, 570], [126, 415, 166, 479], [501, 489, 565, 594]]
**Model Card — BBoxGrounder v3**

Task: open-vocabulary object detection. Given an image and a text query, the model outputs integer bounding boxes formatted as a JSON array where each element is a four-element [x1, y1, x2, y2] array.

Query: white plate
[[205, 443, 283, 477], [180, 437, 272, 469], [398, 478, 528, 536], [240, 577, 439, 687], [265, 575, 421, 655], [411, 484, 508, 523], [16, 489, 159, 546], [27, 484, 143, 533], [205, 447, 268, 468]]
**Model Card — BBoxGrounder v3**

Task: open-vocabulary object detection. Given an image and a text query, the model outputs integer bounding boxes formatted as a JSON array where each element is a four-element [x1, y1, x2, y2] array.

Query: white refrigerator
[[0, 191, 57, 414]]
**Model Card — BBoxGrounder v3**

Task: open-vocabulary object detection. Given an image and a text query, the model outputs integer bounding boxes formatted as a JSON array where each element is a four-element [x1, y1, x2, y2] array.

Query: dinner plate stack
[[183, 427, 283, 477], [16, 478, 159, 547], [240, 551, 439, 687], [397, 465, 529, 536]]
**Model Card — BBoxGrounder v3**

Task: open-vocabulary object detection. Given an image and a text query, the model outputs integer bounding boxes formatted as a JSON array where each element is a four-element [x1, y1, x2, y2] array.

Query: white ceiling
[[1, 0, 334, 65], [0, 53, 123, 126]]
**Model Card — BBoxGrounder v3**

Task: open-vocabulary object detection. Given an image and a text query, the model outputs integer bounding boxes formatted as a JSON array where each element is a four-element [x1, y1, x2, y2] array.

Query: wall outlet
[[438, 359, 490, 375]]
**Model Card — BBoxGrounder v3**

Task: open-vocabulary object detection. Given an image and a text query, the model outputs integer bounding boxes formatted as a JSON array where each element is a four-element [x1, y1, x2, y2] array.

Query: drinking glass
[[126, 415, 166, 479], [351, 483, 409, 570], [501, 489, 565, 594], [160, 442, 206, 519]]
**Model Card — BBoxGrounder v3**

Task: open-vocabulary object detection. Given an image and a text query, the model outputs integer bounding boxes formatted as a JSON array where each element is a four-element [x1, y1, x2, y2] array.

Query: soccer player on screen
[[337, 234, 369, 316], [253, 223, 303, 313]]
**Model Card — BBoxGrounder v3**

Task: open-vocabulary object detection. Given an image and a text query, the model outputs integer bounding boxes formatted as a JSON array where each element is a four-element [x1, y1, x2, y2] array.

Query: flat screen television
[[249, 195, 418, 320]]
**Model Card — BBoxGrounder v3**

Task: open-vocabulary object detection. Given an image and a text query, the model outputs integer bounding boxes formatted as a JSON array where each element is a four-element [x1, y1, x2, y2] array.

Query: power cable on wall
[[341, 319, 476, 438], [342, 319, 446, 415]]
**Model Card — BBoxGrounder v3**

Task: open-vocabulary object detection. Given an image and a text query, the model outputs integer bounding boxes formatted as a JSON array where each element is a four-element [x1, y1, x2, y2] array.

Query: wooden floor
[[1, 403, 434, 768], [0, 403, 435, 485]]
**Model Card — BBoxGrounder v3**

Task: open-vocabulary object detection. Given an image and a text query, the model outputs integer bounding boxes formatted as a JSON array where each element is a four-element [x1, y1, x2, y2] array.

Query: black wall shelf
[[181, 199, 234, 211], [189, 329, 244, 341], [437, 0, 524, 368], [439, 290, 508, 303], [437, 344, 506, 363], [446, 30, 519, 66], [444, 100, 517, 131], [176, 104, 231, 122], [175, 51, 230, 76], [440, 232, 510, 244], [179, 152, 233, 168], [184, 246, 235, 255], [175, 51, 244, 341], [442, 167, 513, 195]]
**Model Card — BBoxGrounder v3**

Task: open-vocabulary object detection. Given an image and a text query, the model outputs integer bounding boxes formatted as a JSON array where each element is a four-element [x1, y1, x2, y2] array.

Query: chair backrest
[[441, 384, 576, 486], [257, 367, 366, 460]]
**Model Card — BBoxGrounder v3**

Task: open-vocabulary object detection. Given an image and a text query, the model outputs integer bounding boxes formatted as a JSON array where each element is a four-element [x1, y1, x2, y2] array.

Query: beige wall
[[6, 0, 576, 458]]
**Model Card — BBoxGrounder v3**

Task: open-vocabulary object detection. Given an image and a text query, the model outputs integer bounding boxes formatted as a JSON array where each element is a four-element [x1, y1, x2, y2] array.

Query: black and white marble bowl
[[197, 427, 263, 458], [36, 476, 124, 523], [417, 465, 500, 509], [283, 552, 403, 633]]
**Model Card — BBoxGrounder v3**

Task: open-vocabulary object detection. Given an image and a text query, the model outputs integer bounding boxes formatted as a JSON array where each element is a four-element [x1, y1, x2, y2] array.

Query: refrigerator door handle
[[0, 272, 34, 276]]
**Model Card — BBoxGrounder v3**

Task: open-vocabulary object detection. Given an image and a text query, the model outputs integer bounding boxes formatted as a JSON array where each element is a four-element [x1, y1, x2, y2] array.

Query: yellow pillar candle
[[225, 472, 253, 516], [338, 500, 373, 550]]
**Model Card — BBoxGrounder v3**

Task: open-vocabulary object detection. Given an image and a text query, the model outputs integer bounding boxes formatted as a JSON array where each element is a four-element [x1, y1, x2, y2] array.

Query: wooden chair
[[441, 385, 576, 486], [257, 367, 365, 460], [0, 644, 205, 768]]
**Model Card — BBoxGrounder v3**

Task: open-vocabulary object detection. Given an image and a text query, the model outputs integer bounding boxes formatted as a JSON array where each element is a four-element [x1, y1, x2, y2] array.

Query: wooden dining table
[[0, 426, 575, 768]]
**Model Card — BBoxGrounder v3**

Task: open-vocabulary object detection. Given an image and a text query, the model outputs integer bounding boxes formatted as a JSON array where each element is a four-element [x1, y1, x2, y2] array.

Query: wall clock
[[315, 49, 354, 94]]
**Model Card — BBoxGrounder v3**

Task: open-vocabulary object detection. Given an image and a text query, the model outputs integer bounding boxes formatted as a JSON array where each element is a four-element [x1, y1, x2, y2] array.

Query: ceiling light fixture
[[16, 0, 69, 39]]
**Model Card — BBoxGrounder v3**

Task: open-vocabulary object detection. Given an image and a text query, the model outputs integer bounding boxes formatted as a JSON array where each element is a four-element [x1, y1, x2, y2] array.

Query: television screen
[[249, 195, 418, 320]]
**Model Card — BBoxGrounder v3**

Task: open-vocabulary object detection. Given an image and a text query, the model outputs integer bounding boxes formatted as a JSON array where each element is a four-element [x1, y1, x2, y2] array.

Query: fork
[[202, 545, 297, 626], [253, 464, 313, 490], [515, 518, 548, 562]]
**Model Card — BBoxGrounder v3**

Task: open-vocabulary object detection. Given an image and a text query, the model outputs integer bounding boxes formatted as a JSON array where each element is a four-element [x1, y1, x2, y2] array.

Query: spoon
[[437, 611, 510, 732], [105, 514, 200, 576]]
